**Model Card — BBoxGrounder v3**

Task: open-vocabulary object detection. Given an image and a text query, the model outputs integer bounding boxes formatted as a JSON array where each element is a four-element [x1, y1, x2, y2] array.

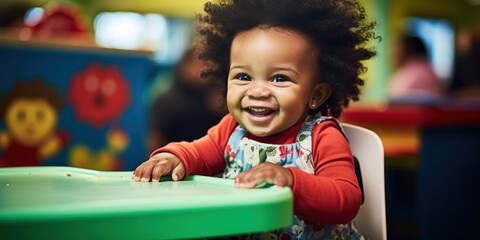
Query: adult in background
[[449, 29, 480, 98], [148, 48, 227, 151], [387, 35, 443, 100]]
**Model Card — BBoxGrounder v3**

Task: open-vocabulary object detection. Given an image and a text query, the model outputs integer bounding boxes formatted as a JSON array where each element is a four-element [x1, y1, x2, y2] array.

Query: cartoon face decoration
[[0, 80, 65, 166], [69, 63, 130, 127], [6, 98, 58, 147]]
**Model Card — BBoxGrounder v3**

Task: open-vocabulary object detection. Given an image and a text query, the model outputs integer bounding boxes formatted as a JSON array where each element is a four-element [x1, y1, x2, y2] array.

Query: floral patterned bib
[[222, 115, 364, 240]]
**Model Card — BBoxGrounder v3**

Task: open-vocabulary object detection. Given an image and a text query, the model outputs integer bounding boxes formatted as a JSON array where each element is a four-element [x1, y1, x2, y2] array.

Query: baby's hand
[[131, 152, 185, 182], [234, 162, 293, 189]]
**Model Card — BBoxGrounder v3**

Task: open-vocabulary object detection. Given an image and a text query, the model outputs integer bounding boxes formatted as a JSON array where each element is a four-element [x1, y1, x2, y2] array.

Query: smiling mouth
[[246, 107, 275, 117]]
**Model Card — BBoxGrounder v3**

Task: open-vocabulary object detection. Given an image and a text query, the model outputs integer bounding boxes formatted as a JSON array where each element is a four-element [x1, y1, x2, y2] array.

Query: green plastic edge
[[0, 167, 293, 240]]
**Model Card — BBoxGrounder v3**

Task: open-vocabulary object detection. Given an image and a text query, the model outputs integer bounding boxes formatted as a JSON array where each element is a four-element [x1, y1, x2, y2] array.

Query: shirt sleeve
[[150, 114, 237, 178], [287, 120, 362, 225]]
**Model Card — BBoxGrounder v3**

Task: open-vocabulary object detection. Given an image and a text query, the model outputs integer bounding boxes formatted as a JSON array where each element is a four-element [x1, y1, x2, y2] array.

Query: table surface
[[0, 166, 293, 240], [341, 102, 480, 157], [342, 101, 480, 128]]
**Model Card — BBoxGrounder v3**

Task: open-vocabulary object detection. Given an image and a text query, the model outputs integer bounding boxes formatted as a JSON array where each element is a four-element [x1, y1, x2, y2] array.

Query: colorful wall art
[[0, 41, 157, 170]]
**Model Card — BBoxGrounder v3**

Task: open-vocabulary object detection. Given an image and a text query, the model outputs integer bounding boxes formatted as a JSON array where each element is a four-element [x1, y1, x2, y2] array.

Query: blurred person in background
[[387, 35, 443, 101], [449, 29, 480, 98], [148, 48, 227, 151]]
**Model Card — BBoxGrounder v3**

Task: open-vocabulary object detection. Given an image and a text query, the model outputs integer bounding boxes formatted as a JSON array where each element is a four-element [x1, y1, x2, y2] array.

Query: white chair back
[[342, 123, 387, 240]]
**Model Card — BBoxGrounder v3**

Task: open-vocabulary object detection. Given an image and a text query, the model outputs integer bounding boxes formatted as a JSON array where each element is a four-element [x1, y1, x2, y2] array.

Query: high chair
[[342, 123, 387, 240]]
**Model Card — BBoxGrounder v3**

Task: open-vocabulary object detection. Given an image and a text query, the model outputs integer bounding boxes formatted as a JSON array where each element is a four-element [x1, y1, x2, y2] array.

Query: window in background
[[24, 7, 43, 27], [94, 12, 148, 50], [94, 12, 194, 65], [404, 17, 455, 82]]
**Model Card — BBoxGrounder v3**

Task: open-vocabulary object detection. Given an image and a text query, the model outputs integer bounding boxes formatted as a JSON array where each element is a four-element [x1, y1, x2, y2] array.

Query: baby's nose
[[247, 81, 271, 98]]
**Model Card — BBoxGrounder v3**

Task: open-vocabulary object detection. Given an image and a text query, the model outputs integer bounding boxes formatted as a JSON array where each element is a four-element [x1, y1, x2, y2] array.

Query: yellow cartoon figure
[[0, 80, 68, 167]]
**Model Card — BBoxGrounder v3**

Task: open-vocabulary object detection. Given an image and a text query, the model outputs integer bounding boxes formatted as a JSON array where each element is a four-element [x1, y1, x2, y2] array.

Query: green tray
[[0, 167, 292, 240]]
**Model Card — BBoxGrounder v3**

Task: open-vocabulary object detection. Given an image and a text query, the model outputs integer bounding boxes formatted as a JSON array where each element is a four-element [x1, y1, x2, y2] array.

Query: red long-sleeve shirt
[[152, 114, 361, 226]]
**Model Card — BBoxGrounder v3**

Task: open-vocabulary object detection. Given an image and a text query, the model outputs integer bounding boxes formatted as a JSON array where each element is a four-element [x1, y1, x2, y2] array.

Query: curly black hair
[[194, 0, 379, 118]]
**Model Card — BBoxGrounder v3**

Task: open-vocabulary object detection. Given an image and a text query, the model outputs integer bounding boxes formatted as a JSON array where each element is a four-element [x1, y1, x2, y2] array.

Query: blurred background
[[0, 0, 479, 239]]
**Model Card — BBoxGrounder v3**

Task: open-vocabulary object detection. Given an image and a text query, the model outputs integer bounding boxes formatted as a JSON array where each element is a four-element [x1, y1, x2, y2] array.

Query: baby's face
[[227, 27, 320, 137]]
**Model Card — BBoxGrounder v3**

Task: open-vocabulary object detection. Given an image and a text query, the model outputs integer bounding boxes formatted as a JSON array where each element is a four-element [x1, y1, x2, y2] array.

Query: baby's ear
[[309, 83, 331, 110]]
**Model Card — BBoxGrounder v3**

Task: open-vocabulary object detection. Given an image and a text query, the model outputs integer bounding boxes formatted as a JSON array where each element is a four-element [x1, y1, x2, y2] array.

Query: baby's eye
[[271, 75, 290, 83], [235, 73, 251, 81]]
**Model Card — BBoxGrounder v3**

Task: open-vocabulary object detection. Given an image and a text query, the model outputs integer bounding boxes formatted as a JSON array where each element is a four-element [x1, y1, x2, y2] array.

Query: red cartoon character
[[69, 63, 131, 127]]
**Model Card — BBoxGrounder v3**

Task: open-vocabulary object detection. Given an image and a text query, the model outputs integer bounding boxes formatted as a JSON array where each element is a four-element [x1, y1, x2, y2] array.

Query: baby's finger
[[171, 162, 186, 181], [234, 170, 252, 187], [235, 177, 258, 188], [139, 161, 158, 182], [132, 163, 147, 181], [151, 160, 173, 182], [132, 166, 139, 180], [274, 175, 288, 188], [236, 171, 268, 188]]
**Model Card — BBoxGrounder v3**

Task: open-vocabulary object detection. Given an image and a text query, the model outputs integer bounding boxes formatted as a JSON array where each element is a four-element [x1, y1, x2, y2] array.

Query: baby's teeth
[[249, 107, 267, 112]]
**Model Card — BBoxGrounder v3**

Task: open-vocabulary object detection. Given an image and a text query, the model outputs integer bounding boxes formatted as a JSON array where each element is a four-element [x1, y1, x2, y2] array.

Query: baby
[[133, 0, 377, 239]]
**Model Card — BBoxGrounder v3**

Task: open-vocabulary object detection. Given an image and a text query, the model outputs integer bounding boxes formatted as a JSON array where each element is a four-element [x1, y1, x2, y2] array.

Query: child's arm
[[290, 121, 362, 225], [236, 121, 361, 225], [132, 152, 185, 182], [132, 114, 237, 181]]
